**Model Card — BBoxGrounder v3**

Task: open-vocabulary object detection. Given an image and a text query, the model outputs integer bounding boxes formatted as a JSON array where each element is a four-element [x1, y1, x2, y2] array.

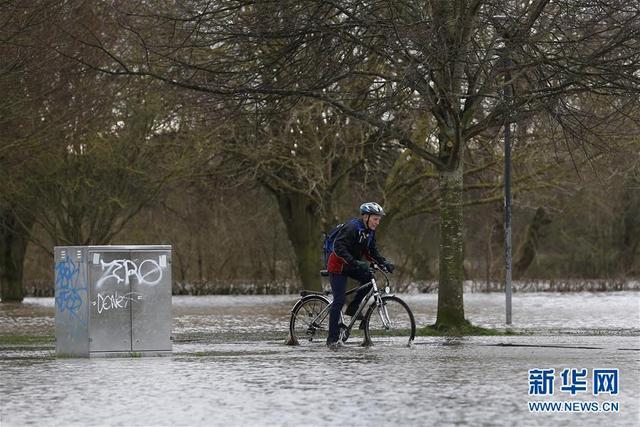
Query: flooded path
[[1, 292, 639, 426]]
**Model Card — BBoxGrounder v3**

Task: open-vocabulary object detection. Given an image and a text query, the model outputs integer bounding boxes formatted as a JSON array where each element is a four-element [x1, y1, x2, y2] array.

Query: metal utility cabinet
[[54, 245, 172, 357]]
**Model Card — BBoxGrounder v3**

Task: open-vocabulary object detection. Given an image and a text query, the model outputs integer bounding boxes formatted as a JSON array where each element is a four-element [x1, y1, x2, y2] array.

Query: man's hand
[[383, 260, 395, 273]]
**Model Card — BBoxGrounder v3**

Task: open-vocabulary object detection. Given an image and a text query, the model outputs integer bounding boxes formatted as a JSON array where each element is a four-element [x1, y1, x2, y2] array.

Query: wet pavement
[[1, 292, 639, 426]]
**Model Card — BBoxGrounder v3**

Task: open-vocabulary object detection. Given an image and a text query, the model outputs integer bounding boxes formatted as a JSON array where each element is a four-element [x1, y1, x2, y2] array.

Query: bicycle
[[286, 263, 416, 347]]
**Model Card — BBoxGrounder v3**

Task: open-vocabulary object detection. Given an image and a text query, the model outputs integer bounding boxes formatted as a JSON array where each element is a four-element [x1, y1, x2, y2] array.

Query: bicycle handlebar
[[370, 263, 391, 287], [370, 262, 390, 273]]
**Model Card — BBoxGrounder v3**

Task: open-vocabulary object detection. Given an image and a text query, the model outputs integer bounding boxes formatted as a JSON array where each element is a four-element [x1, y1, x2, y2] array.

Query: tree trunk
[[620, 168, 640, 275], [435, 158, 466, 328], [274, 192, 322, 291], [0, 209, 33, 303], [514, 207, 551, 278]]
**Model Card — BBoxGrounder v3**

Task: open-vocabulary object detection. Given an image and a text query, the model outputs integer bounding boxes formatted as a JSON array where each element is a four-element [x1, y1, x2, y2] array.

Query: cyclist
[[325, 202, 395, 349]]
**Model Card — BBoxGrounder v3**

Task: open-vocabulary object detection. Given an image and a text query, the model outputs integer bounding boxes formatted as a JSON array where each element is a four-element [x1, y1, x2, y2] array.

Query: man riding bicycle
[[325, 202, 395, 349]]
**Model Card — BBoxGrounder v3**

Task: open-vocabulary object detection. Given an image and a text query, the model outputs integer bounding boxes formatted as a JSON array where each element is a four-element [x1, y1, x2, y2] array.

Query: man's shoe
[[327, 341, 344, 350]]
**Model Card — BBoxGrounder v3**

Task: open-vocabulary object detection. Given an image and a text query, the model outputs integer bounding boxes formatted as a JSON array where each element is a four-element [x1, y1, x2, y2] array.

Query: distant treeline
[[22, 277, 639, 297], [3, 1, 639, 306]]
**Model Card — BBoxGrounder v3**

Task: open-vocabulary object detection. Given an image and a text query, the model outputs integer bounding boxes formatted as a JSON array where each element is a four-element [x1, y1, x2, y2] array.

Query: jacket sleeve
[[333, 222, 359, 266], [367, 234, 386, 265]]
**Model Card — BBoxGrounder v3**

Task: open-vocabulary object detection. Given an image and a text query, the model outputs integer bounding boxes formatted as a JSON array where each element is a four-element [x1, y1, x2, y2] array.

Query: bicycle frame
[[300, 264, 394, 342]]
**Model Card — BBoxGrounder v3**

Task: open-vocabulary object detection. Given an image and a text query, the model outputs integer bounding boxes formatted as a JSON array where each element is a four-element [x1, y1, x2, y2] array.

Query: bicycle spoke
[[290, 296, 330, 345], [364, 296, 415, 347]]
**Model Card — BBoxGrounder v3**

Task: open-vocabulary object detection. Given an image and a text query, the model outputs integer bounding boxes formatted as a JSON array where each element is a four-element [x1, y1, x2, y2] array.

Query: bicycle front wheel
[[289, 295, 331, 345], [363, 295, 415, 347]]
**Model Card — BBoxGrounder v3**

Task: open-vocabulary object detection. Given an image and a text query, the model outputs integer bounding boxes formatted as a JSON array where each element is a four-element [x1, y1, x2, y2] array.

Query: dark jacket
[[327, 218, 386, 274]]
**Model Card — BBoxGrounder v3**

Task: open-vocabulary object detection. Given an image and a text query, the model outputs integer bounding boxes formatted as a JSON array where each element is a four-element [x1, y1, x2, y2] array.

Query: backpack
[[322, 218, 368, 268], [322, 223, 345, 268]]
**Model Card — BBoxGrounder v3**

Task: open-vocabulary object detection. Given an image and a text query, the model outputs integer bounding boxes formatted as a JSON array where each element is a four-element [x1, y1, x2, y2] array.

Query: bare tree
[[0, 0, 66, 301], [201, 97, 375, 290], [59, 0, 640, 328], [0, 1, 192, 301]]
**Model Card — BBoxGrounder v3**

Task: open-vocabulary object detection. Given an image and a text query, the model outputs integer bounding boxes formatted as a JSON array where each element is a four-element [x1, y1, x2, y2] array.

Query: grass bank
[[0, 334, 54, 346], [416, 321, 520, 337]]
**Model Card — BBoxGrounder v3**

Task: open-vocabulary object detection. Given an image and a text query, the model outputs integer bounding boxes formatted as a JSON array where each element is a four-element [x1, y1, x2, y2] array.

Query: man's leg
[[327, 273, 347, 344], [344, 267, 373, 316]]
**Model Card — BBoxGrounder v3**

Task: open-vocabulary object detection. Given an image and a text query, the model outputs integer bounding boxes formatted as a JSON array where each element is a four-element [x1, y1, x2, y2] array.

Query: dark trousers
[[327, 267, 373, 344]]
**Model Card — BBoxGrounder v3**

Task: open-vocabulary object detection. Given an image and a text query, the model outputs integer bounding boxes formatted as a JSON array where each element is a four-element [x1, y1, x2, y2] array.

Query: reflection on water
[[0, 292, 639, 426]]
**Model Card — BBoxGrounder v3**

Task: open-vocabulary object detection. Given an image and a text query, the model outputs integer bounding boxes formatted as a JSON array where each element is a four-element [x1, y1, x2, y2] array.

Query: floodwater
[[1, 292, 639, 426]]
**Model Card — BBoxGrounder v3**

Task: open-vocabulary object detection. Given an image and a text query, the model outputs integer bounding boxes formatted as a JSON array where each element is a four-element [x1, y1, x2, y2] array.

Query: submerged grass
[[416, 322, 520, 337], [0, 334, 54, 346]]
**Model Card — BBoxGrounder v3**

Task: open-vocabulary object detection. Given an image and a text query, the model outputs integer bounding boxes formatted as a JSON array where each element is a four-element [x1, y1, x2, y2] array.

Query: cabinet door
[[54, 247, 89, 357], [88, 251, 133, 352], [130, 250, 172, 351]]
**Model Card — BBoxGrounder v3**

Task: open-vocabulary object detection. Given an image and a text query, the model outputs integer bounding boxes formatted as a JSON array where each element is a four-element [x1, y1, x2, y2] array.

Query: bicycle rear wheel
[[289, 295, 331, 345], [363, 295, 415, 347]]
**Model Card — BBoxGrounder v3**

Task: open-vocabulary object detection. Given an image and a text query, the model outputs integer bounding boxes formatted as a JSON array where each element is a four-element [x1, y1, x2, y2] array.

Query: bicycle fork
[[377, 301, 391, 329], [371, 277, 393, 330]]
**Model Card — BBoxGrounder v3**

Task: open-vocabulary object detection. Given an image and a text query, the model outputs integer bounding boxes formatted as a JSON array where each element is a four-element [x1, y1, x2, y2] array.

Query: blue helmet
[[360, 202, 385, 216]]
